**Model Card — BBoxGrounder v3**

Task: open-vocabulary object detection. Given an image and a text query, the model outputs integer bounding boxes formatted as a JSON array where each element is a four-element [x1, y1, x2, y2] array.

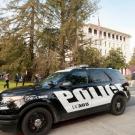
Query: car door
[[87, 69, 114, 108], [54, 69, 92, 120]]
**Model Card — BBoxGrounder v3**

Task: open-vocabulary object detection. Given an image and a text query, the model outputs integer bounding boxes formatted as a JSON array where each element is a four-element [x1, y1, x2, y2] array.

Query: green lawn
[[0, 80, 33, 92]]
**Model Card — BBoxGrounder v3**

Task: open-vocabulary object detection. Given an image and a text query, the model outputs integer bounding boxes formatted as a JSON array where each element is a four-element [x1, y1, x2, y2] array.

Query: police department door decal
[[54, 84, 124, 113]]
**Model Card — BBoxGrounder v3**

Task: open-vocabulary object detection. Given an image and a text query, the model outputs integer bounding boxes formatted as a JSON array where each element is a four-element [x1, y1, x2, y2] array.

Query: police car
[[0, 65, 130, 135]]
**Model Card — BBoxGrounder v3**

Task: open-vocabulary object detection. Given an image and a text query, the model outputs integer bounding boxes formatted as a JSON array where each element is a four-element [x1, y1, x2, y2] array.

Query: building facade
[[82, 24, 131, 63]]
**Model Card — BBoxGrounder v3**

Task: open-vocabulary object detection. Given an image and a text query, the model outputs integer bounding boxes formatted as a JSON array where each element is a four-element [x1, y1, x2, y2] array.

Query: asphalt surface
[[1, 87, 135, 135]]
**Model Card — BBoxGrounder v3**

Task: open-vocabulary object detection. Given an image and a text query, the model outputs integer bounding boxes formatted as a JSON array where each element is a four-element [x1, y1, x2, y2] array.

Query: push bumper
[[0, 114, 18, 132]]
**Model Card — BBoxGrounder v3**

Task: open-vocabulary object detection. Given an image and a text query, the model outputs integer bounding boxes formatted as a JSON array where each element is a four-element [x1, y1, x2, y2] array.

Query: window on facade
[[88, 70, 110, 83], [120, 36, 122, 40], [104, 32, 106, 37], [94, 29, 97, 35], [88, 28, 92, 33], [108, 33, 111, 38], [112, 34, 114, 39], [66, 70, 88, 85], [123, 37, 126, 41], [116, 35, 119, 40]]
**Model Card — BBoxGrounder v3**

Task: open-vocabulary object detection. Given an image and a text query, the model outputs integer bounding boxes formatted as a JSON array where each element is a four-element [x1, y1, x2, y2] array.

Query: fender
[[18, 99, 60, 127], [111, 91, 127, 103]]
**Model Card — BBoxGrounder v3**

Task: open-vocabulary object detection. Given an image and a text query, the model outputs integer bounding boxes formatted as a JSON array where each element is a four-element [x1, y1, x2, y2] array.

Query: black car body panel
[[0, 67, 130, 132]]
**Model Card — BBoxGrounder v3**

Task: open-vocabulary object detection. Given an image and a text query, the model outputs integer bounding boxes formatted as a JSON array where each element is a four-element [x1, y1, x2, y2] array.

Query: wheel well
[[111, 91, 127, 103], [17, 103, 56, 131]]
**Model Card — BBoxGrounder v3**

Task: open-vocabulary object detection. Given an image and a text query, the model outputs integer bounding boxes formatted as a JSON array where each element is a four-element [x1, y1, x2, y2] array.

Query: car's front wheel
[[111, 95, 127, 115], [21, 107, 53, 135]]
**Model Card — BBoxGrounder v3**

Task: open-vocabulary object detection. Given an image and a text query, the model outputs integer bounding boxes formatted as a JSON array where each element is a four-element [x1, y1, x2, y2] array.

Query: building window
[[88, 28, 92, 33], [120, 36, 122, 40], [112, 34, 114, 39], [123, 37, 126, 41], [104, 32, 106, 37], [116, 35, 119, 40], [94, 29, 97, 35], [108, 33, 111, 38]]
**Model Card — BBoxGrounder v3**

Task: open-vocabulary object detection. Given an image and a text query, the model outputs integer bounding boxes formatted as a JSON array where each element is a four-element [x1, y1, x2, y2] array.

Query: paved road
[[1, 87, 135, 135]]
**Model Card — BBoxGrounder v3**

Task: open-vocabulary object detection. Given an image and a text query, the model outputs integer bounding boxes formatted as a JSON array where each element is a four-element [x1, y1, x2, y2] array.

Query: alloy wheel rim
[[28, 112, 47, 133]]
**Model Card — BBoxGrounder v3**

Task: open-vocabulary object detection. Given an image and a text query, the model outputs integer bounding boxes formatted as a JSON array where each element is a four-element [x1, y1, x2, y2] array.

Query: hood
[[0, 85, 49, 111], [1, 85, 36, 96]]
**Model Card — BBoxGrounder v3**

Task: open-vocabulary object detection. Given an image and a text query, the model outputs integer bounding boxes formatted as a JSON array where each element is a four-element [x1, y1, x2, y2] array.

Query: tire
[[111, 95, 127, 115], [21, 107, 53, 135]]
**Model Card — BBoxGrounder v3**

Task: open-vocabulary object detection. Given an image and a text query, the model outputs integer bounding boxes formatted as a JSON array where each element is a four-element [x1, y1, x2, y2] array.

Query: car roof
[[56, 65, 116, 73]]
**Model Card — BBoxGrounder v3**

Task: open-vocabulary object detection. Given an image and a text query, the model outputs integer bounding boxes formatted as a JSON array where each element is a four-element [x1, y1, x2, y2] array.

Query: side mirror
[[60, 81, 72, 89], [48, 81, 55, 88]]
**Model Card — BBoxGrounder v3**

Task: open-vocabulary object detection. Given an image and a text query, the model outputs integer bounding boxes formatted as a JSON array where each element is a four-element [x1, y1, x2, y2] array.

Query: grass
[[0, 80, 33, 92]]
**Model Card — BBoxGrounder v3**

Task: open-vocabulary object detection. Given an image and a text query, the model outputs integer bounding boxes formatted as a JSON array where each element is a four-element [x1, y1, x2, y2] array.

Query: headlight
[[2, 96, 24, 103]]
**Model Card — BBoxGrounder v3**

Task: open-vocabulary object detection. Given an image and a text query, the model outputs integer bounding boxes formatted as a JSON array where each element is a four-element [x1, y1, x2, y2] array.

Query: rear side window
[[105, 69, 126, 82], [88, 69, 110, 83]]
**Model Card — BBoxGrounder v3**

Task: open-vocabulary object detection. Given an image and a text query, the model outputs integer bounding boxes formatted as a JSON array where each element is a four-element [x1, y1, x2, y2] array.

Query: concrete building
[[82, 24, 131, 63]]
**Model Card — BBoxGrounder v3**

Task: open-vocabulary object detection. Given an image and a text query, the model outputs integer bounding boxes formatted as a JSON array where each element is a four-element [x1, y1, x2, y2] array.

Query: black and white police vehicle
[[0, 65, 130, 135]]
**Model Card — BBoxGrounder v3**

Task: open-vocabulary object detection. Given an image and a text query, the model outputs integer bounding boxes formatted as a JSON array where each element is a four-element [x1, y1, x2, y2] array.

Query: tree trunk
[[28, 5, 35, 80], [59, 1, 66, 69]]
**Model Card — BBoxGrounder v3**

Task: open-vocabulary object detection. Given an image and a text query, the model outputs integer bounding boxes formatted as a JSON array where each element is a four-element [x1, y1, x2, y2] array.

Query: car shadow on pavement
[[52, 111, 107, 130], [14, 112, 107, 135]]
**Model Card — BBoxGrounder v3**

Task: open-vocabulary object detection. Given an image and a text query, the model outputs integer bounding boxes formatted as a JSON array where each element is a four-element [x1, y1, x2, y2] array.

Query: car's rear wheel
[[21, 107, 53, 135], [111, 95, 127, 115]]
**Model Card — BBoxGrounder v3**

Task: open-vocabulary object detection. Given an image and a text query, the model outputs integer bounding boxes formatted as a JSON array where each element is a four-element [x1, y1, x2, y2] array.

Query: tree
[[105, 48, 126, 69], [0, 60, 6, 66], [0, 0, 48, 78], [36, 28, 60, 76], [75, 46, 104, 67], [0, 34, 27, 73], [46, 0, 99, 68], [129, 48, 135, 66], [0, 0, 100, 78]]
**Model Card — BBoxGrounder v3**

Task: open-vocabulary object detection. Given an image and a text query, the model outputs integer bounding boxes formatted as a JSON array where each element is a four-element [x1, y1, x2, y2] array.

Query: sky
[[91, 0, 135, 57]]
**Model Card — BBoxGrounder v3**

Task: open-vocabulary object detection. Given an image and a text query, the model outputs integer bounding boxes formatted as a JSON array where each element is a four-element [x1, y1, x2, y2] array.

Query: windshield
[[40, 72, 68, 88]]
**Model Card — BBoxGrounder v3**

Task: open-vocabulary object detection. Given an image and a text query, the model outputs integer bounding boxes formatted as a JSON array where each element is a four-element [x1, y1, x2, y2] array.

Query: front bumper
[[126, 90, 131, 101], [0, 114, 18, 132]]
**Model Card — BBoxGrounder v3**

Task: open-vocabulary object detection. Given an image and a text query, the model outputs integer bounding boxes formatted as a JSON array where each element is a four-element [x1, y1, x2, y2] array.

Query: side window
[[105, 69, 126, 82], [66, 70, 88, 85], [88, 70, 110, 83]]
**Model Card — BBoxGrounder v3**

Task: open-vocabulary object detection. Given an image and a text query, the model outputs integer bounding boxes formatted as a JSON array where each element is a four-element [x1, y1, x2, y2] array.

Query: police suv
[[0, 65, 130, 135]]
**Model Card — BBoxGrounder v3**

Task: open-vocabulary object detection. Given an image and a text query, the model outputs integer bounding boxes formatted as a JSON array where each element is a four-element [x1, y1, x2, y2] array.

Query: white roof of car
[[56, 65, 89, 73], [56, 68, 73, 73]]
